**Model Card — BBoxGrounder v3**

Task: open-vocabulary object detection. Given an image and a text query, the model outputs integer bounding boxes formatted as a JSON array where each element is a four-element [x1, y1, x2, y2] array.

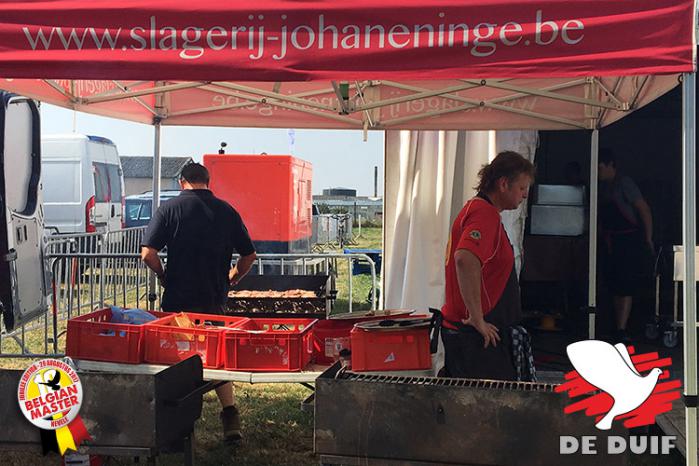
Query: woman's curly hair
[[476, 151, 535, 193]]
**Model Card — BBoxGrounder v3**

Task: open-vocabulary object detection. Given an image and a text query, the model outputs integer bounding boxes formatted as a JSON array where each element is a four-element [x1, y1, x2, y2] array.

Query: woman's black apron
[[437, 264, 522, 380]]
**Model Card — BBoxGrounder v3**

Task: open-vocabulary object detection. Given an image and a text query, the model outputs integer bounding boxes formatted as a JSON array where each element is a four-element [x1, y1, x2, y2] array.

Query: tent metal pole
[[588, 130, 599, 339], [682, 71, 697, 466], [152, 121, 162, 208], [147, 121, 162, 309]]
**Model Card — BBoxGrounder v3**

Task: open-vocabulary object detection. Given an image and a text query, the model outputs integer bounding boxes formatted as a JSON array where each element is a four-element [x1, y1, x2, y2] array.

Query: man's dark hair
[[179, 162, 209, 185], [475, 151, 535, 193], [598, 148, 615, 166]]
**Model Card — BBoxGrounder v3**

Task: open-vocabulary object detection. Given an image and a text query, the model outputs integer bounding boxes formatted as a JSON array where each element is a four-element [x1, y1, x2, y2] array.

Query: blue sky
[[40, 103, 385, 196]]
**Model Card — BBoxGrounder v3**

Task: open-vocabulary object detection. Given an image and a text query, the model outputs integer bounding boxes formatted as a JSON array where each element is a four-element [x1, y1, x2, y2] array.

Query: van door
[[0, 93, 49, 331], [90, 161, 111, 233], [106, 163, 124, 231], [91, 161, 124, 233]]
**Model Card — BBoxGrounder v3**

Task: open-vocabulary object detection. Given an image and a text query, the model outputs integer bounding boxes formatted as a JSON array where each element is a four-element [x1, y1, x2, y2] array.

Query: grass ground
[[324, 226, 382, 314], [0, 227, 383, 466]]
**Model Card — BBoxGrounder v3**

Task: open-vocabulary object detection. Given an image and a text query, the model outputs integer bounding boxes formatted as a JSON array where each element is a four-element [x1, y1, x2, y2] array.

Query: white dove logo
[[566, 340, 663, 430]]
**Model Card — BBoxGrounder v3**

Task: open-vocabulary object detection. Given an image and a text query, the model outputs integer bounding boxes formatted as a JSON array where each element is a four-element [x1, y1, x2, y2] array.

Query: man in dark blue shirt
[[141, 162, 256, 442], [598, 149, 654, 344]]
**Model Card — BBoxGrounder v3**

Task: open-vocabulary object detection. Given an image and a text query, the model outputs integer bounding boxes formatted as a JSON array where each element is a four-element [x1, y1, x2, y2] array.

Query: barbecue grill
[[0, 357, 210, 464], [315, 363, 629, 466], [226, 274, 334, 317]]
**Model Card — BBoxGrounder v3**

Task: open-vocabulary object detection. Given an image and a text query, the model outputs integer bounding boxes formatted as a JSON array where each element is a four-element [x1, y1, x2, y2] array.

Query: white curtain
[[383, 129, 537, 372], [497, 131, 539, 275]]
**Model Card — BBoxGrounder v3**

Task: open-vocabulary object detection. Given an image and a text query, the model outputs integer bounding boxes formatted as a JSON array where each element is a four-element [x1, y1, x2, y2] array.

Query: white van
[[0, 93, 50, 331], [41, 134, 125, 234]]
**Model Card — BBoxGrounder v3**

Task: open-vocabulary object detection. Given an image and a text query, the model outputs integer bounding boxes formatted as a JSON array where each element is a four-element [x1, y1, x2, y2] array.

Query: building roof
[[120, 156, 193, 178], [313, 198, 383, 207]]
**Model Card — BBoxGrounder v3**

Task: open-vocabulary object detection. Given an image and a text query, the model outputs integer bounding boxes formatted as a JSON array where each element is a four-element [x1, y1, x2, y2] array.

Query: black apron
[[432, 264, 522, 381]]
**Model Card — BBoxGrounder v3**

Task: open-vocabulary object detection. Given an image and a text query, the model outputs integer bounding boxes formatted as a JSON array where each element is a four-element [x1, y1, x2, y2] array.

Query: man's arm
[[633, 198, 654, 250], [141, 246, 165, 284], [229, 251, 257, 286], [454, 249, 500, 348]]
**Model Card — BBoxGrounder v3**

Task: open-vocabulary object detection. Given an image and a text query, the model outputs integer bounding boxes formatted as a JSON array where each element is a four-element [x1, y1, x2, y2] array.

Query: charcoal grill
[[0, 356, 211, 464], [226, 274, 334, 317], [315, 363, 629, 466]]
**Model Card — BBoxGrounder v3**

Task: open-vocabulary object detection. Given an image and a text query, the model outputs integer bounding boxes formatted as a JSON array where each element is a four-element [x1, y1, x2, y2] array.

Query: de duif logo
[[555, 340, 681, 430]]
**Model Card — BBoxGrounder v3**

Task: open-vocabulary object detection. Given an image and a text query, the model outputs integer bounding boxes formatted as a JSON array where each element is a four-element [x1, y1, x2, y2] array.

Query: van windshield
[[125, 202, 141, 221], [139, 202, 152, 220]]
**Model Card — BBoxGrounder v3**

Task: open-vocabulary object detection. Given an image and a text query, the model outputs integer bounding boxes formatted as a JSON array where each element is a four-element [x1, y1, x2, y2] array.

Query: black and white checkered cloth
[[510, 325, 537, 382]]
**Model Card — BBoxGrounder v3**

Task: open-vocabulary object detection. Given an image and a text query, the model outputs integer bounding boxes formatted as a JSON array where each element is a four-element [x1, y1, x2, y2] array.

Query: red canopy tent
[[0, 0, 697, 459], [0, 0, 693, 130]]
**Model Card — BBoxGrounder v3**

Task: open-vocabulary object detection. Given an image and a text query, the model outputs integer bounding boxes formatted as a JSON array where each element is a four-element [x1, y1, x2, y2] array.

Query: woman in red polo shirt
[[442, 151, 535, 380]]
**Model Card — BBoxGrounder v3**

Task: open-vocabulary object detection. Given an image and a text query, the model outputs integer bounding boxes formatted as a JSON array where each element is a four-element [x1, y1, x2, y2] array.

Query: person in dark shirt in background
[[141, 162, 257, 443], [598, 149, 654, 344]]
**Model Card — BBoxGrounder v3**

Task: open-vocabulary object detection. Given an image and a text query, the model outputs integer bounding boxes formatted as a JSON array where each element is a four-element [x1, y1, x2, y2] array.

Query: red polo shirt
[[442, 196, 514, 328]]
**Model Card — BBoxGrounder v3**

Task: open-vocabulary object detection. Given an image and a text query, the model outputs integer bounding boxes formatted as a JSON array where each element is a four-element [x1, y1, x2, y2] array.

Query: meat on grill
[[227, 289, 317, 299]]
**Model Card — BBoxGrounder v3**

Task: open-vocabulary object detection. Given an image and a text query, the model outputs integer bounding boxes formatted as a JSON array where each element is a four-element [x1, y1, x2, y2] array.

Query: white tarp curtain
[[383, 129, 538, 311]]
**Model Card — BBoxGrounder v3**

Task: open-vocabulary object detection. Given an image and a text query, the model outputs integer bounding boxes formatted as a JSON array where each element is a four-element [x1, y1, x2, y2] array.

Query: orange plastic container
[[223, 318, 317, 371], [143, 313, 250, 368], [312, 319, 354, 365], [350, 326, 432, 372], [203, 154, 313, 253], [312, 312, 421, 365], [66, 308, 170, 364]]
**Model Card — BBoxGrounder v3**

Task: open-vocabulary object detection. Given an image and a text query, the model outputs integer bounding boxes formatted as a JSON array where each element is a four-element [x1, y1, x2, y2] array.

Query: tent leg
[[682, 71, 697, 466], [147, 122, 162, 309], [588, 130, 599, 339], [152, 121, 162, 208]]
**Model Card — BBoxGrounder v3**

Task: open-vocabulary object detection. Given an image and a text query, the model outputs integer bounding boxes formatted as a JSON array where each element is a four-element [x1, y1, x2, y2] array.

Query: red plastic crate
[[66, 308, 170, 364], [312, 313, 425, 365], [223, 318, 317, 371], [312, 319, 354, 365], [143, 313, 250, 369], [350, 326, 431, 372]]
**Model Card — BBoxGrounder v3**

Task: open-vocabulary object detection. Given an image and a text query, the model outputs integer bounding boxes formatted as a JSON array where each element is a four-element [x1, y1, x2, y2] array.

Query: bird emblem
[[38, 370, 61, 391], [566, 340, 662, 430]]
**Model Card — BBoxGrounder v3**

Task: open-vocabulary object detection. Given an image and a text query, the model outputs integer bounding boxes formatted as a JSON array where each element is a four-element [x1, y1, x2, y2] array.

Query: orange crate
[[144, 313, 250, 369], [350, 326, 431, 372], [223, 318, 317, 371], [312, 313, 421, 365], [66, 308, 169, 364], [312, 319, 354, 365]]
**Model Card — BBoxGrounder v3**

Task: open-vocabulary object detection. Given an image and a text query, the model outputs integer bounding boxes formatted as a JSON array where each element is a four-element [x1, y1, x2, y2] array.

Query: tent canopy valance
[[0, 0, 694, 129], [1, 0, 693, 81]]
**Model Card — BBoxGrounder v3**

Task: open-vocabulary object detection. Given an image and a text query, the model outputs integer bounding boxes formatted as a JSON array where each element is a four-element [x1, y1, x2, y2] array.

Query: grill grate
[[227, 274, 334, 314], [339, 370, 558, 392], [226, 298, 326, 314]]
